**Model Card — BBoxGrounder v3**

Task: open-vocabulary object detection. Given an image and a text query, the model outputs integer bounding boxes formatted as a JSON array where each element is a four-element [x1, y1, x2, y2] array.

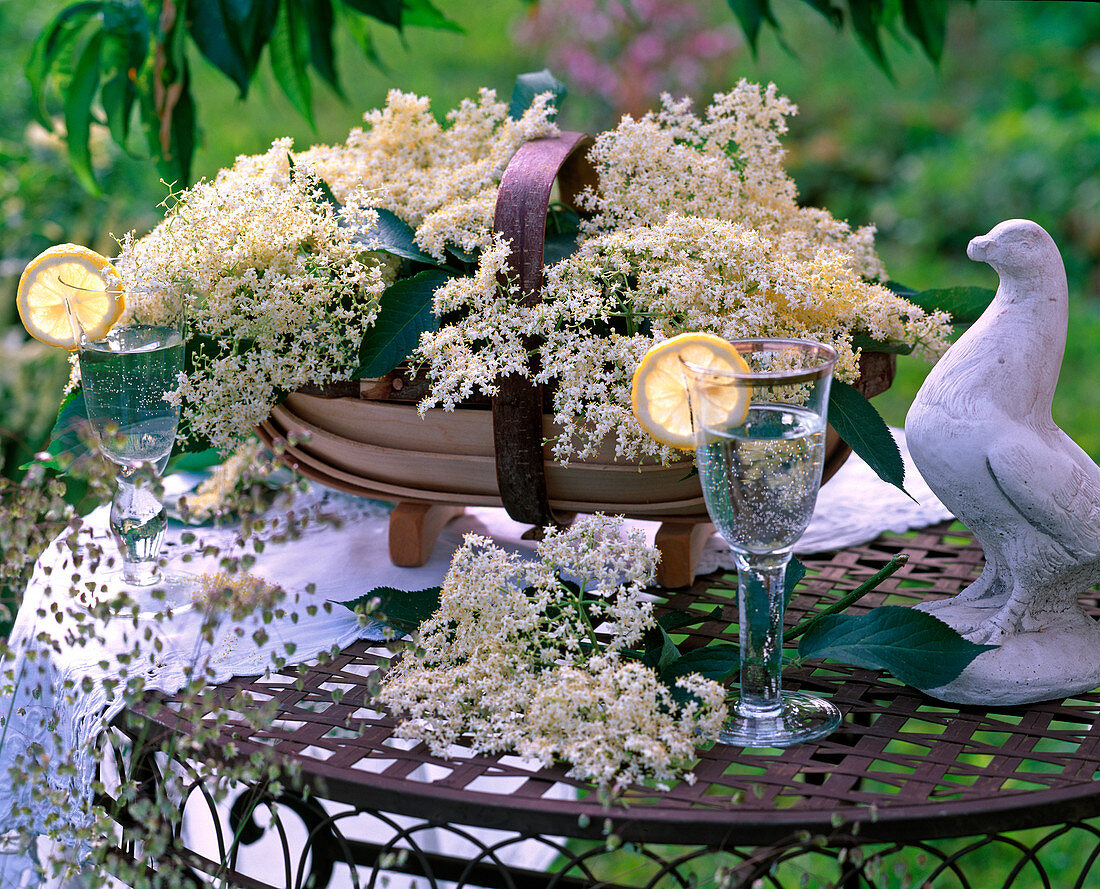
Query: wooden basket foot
[[655, 520, 716, 588], [389, 502, 466, 567]]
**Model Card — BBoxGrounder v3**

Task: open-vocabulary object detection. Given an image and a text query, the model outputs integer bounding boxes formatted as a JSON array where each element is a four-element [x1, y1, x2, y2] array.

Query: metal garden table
[[104, 523, 1100, 888]]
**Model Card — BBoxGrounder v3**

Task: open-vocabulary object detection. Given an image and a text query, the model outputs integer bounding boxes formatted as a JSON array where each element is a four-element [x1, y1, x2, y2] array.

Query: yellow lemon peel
[[630, 332, 751, 450], [16, 244, 124, 350]]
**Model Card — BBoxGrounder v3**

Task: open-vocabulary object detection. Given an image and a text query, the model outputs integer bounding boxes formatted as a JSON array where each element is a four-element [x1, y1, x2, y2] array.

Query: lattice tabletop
[[123, 522, 1100, 851]]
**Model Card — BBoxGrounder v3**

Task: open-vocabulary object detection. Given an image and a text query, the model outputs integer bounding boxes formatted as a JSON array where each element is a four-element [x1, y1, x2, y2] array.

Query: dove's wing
[[987, 431, 1100, 560]]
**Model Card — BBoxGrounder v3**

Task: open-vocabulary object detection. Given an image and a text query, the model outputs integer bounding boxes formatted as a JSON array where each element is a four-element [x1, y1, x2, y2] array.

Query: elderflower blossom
[[115, 90, 558, 453], [378, 514, 727, 793], [117, 141, 388, 452], [194, 570, 285, 616], [416, 83, 953, 460], [421, 214, 951, 461], [578, 82, 885, 279], [296, 88, 560, 260]]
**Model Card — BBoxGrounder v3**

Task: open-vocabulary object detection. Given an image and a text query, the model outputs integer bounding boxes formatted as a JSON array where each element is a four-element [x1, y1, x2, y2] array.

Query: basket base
[[257, 351, 895, 590]]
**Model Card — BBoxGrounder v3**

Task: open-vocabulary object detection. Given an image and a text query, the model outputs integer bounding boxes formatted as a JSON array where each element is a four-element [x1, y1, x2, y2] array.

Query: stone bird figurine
[[905, 218, 1100, 705]]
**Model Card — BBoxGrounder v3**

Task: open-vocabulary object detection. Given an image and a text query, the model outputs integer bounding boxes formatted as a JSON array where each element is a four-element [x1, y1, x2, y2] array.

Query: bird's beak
[[967, 234, 991, 262]]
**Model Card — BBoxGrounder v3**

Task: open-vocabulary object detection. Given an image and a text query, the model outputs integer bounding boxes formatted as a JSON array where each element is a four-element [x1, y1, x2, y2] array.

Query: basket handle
[[490, 131, 596, 527]]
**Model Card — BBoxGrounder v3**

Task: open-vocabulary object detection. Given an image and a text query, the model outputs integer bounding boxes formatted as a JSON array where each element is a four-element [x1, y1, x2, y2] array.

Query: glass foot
[[717, 691, 841, 748], [83, 568, 199, 619]]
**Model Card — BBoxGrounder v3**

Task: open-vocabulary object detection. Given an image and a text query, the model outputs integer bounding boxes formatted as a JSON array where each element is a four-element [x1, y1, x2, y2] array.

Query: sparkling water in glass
[[70, 287, 196, 611], [683, 339, 840, 748], [79, 323, 184, 470]]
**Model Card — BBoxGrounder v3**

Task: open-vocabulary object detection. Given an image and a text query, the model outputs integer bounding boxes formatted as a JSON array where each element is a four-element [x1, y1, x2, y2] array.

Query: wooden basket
[[257, 132, 896, 586]]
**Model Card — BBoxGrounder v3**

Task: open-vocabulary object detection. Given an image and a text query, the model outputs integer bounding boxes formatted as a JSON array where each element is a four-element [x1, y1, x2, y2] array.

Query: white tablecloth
[[0, 428, 951, 887]]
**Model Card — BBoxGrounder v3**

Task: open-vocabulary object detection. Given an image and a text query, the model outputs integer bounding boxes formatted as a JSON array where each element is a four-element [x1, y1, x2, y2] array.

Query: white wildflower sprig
[[377, 514, 727, 794], [193, 570, 286, 620], [115, 89, 559, 454], [296, 88, 560, 261], [413, 81, 952, 461], [578, 81, 885, 279], [114, 78, 950, 467], [116, 140, 388, 452], [420, 213, 952, 462]]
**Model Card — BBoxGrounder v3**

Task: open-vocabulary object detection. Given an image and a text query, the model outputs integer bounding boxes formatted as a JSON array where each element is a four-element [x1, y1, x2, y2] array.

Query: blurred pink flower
[[513, 0, 742, 122]]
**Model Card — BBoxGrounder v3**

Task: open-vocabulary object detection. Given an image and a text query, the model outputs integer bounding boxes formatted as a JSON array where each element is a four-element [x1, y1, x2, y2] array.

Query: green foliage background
[[4, 0, 1100, 479]]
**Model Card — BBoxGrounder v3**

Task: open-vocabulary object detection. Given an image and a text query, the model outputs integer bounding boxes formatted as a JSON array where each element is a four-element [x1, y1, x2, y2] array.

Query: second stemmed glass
[[681, 338, 841, 748], [68, 286, 196, 612]]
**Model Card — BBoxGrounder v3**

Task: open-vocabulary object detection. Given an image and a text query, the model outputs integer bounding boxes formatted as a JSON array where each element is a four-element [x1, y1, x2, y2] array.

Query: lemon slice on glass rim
[[16, 244, 125, 350], [630, 332, 752, 450]]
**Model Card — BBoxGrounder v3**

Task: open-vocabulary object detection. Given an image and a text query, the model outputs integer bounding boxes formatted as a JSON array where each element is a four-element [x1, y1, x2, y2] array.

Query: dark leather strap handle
[[490, 131, 596, 527]]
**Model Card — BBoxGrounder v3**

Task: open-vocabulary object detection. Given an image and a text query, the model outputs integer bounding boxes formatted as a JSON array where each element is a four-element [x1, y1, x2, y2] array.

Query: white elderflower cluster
[[296, 88, 560, 260], [422, 214, 951, 461], [117, 140, 388, 452], [194, 569, 285, 614], [377, 514, 727, 793], [577, 81, 885, 279], [117, 89, 558, 452], [416, 82, 953, 460]]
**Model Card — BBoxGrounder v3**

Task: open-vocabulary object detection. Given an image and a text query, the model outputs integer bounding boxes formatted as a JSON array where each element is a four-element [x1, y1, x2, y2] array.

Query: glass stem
[[110, 469, 167, 586], [735, 550, 791, 716]]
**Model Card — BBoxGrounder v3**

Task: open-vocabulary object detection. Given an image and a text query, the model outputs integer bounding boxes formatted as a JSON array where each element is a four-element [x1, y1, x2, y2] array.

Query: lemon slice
[[16, 244, 125, 350], [630, 332, 752, 450]]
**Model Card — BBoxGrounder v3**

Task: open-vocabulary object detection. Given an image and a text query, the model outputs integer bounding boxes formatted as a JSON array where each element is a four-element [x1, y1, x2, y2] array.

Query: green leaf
[[185, 0, 276, 99], [355, 270, 447, 377], [187, 0, 256, 94], [336, 586, 440, 635], [725, 0, 779, 52], [509, 68, 566, 121], [25, 390, 92, 473], [401, 0, 461, 31], [100, 69, 137, 145], [166, 448, 223, 474], [900, 0, 948, 63], [889, 284, 995, 327], [657, 605, 721, 632], [26, 1, 105, 128], [340, 0, 402, 27], [338, 4, 386, 69], [641, 625, 681, 672], [828, 380, 907, 495], [303, 0, 341, 94], [269, 0, 314, 126], [98, 3, 149, 145], [661, 642, 740, 683], [784, 556, 805, 608], [847, 0, 893, 80], [727, 0, 951, 74], [797, 605, 996, 688], [352, 208, 438, 264], [65, 28, 106, 195], [797, 0, 843, 27], [242, 0, 280, 72], [543, 233, 581, 267], [446, 244, 478, 266]]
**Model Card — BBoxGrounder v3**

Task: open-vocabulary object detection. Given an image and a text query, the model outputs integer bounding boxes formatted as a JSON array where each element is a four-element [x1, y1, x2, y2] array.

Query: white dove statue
[[905, 218, 1100, 705]]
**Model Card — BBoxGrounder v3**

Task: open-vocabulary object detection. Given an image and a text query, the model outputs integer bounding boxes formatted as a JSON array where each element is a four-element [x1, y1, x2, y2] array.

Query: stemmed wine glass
[[681, 338, 840, 748], [66, 284, 197, 612]]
